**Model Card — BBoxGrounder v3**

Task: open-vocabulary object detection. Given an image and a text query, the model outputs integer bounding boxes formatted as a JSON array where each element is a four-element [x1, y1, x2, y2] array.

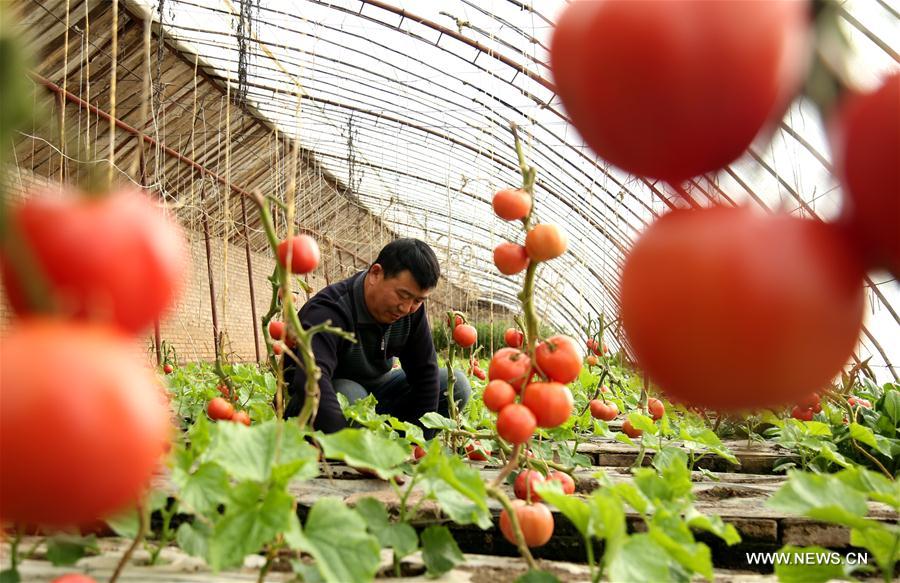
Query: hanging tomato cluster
[[549, 0, 897, 412], [0, 185, 186, 529]]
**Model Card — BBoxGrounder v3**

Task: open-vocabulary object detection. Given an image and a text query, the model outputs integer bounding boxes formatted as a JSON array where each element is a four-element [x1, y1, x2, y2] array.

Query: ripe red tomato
[[790, 406, 814, 421], [494, 242, 530, 276], [163, 364, 174, 375], [446, 314, 464, 329], [231, 410, 251, 426], [499, 500, 554, 548], [453, 324, 477, 348], [525, 224, 567, 262], [272, 342, 283, 355], [496, 403, 537, 444], [208, 397, 235, 421], [535, 335, 581, 384], [268, 320, 285, 340], [217, 384, 232, 399], [483, 380, 516, 412], [797, 392, 821, 412], [492, 188, 532, 221], [277, 234, 320, 274], [504, 327, 524, 348], [586, 338, 602, 356], [489, 348, 533, 393], [52, 575, 97, 583], [546, 471, 575, 495], [832, 73, 899, 278], [550, 0, 810, 183], [514, 469, 545, 503], [647, 398, 665, 421], [522, 382, 574, 428], [622, 419, 643, 439], [847, 396, 871, 409], [620, 206, 865, 411], [472, 366, 486, 380], [413, 445, 427, 460], [589, 399, 618, 421], [465, 441, 490, 461], [1, 187, 188, 334], [0, 319, 171, 528]]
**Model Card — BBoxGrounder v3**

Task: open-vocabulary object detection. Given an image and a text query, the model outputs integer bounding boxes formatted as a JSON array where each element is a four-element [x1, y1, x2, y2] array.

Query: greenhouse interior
[[0, 0, 898, 581]]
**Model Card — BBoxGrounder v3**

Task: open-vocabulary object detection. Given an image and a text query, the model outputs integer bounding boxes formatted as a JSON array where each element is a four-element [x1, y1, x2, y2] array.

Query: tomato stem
[[491, 443, 522, 488], [109, 501, 147, 583]]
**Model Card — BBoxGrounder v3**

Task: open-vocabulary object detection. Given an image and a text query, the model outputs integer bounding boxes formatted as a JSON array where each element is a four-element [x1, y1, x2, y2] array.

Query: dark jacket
[[283, 271, 439, 433]]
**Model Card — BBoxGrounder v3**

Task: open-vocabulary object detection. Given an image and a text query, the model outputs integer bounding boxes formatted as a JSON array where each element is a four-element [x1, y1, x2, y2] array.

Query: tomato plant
[[276, 234, 320, 274], [504, 327, 524, 348], [483, 379, 516, 412], [492, 188, 532, 221], [493, 242, 530, 275], [524, 223, 567, 262], [534, 335, 581, 384], [496, 403, 537, 444], [1, 187, 188, 333], [0, 319, 171, 528], [550, 0, 810, 183], [620, 206, 865, 410], [499, 500, 554, 548], [452, 324, 477, 348], [832, 72, 900, 278], [488, 348, 532, 393], [522, 382, 573, 428]]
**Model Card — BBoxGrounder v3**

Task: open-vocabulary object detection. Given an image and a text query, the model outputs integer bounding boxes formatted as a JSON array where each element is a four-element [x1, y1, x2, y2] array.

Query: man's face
[[364, 265, 433, 324]]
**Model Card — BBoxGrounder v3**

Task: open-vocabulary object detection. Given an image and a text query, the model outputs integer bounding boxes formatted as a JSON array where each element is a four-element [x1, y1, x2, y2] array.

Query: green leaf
[[608, 534, 674, 583], [628, 412, 658, 434], [354, 497, 418, 559], [515, 570, 562, 583], [802, 421, 833, 437], [684, 508, 741, 546], [106, 508, 140, 539], [767, 471, 874, 529], [590, 491, 628, 553], [172, 461, 229, 514], [850, 525, 900, 574], [534, 481, 591, 537], [836, 467, 900, 509], [208, 482, 296, 570], [420, 453, 491, 529], [420, 412, 458, 430], [288, 498, 381, 583], [773, 545, 852, 583], [316, 428, 409, 479], [0, 568, 20, 583], [272, 422, 321, 485], [614, 432, 636, 446], [609, 482, 649, 514], [207, 420, 286, 483], [46, 535, 98, 566], [881, 390, 900, 425], [849, 422, 879, 449], [648, 518, 713, 580], [421, 525, 464, 577], [175, 521, 211, 558]]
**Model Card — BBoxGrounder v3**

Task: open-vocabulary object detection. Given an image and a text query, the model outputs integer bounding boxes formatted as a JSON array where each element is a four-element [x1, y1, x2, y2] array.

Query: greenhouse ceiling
[[122, 0, 898, 379]]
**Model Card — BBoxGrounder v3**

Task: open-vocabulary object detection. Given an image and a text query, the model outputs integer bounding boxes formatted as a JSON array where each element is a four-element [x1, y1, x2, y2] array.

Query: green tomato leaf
[[175, 521, 212, 558], [46, 535, 98, 566], [0, 569, 20, 583], [767, 471, 874, 529], [355, 497, 419, 559], [207, 420, 281, 483], [628, 412, 658, 434], [420, 452, 491, 529], [881, 390, 900, 425], [421, 525, 464, 577], [773, 545, 854, 583], [850, 525, 900, 574], [534, 480, 591, 537], [316, 428, 409, 479], [420, 412, 458, 430], [172, 461, 229, 515], [849, 422, 879, 449], [684, 507, 741, 546], [608, 534, 675, 583]]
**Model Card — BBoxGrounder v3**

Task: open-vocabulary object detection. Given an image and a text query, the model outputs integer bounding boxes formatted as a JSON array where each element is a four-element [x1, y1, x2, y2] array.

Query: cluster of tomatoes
[[207, 386, 252, 426], [0, 185, 186, 530], [550, 0, 898, 412]]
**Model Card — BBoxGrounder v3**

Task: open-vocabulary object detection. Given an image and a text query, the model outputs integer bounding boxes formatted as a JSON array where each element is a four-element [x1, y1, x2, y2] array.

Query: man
[[283, 238, 471, 434]]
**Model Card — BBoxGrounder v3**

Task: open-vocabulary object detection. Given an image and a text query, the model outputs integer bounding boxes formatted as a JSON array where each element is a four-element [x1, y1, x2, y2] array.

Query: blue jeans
[[334, 368, 471, 422]]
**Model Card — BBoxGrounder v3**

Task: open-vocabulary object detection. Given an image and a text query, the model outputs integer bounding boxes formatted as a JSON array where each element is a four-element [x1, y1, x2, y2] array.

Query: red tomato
[[496, 403, 537, 445], [550, 0, 810, 183], [525, 224, 567, 262], [52, 576, 97, 583], [522, 382, 574, 428], [217, 384, 232, 399], [847, 396, 871, 409], [505, 327, 524, 348], [268, 320, 285, 340], [413, 445, 427, 460], [473, 366, 486, 380], [499, 500, 554, 548], [586, 338, 602, 356], [483, 380, 516, 412], [453, 324, 477, 348], [272, 342, 283, 355], [589, 399, 618, 421], [620, 206, 864, 411], [465, 441, 490, 461], [791, 406, 814, 421], [535, 335, 581, 384], [0, 319, 171, 528], [1, 187, 188, 333], [585, 355, 598, 367], [622, 419, 643, 439], [492, 188, 532, 221], [277, 234, 320, 274], [832, 73, 900, 278], [163, 364, 174, 375], [488, 348, 533, 393], [231, 410, 251, 426], [514, 469, 545, 503], [647, 398, 665, 421], [494, 242, 530, 276], [546, 471, 576, 495], [797, 392, 821, 411], [208, 397, 235, 421], [446, 314, 464, 329]]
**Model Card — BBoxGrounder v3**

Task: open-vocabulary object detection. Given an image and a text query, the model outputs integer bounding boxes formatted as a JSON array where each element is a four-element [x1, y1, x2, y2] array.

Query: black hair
[[372, 238, 440, 290]]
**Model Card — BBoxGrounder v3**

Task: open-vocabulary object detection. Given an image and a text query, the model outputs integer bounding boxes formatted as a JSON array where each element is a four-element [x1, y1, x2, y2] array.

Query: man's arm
[[283, 302, 349, 433], [397, 308, 440, 428]]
